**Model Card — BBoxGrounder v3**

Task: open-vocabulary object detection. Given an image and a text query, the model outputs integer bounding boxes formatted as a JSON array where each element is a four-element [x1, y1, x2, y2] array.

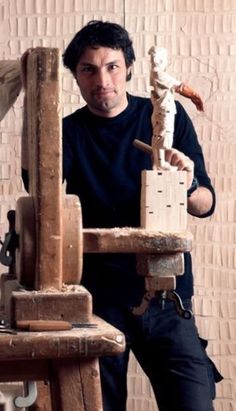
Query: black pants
[[94, 298, 220, 411]]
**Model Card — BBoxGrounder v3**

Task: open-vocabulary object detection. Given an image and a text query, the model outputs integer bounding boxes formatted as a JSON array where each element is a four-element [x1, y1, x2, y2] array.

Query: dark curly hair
[[63, 20, 135, 81]]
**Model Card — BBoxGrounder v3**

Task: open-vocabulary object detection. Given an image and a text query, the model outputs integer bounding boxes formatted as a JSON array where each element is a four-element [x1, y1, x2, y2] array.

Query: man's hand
[[164, 148, 213, 216], [165, 148, 194, 189]]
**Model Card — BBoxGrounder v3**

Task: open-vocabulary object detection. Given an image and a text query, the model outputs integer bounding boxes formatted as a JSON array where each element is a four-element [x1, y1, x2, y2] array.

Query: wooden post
[[26, 48, 62, 290]]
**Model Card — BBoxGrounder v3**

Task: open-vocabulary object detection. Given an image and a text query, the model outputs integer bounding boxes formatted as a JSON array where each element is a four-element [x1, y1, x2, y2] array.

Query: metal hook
[[14, 381, 37, 408]]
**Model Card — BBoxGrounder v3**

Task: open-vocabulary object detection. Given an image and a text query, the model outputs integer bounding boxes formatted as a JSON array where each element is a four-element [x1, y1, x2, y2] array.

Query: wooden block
[[145, 276, 176, 291], [141, 170, 187, 231], [10, 286, 92, 324], [26, 47, 62, 290], [2, 279, 22, 322], [136, 253, 184, 277]]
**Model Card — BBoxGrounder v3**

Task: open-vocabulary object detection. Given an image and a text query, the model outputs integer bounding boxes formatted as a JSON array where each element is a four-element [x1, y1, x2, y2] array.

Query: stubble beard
[[89, 91, 123, 115]]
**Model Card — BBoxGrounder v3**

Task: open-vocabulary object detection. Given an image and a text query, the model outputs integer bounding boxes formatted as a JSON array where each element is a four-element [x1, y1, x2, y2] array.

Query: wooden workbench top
[[83, 227, 193, 253], [0, 315, 125, 361]]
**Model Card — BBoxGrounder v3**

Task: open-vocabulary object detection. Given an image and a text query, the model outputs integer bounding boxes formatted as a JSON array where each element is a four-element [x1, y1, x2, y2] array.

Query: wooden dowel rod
[[133, 139, 192, 172], [133, 139, 152, 154]]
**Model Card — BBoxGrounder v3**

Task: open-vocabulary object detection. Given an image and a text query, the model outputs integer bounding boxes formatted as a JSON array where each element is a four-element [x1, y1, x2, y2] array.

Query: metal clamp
[[133, 289, 193, 319], [158, 290, 193, 319]]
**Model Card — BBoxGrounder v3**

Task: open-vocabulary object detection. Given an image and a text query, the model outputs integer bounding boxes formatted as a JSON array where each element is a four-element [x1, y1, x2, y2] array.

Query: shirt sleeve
[[62, 118, 74, 183], [173, 101, 216, 218]]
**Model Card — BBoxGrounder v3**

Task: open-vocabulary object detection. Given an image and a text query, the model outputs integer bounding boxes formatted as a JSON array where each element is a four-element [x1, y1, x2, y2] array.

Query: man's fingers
[[165, 149, 194, 172]]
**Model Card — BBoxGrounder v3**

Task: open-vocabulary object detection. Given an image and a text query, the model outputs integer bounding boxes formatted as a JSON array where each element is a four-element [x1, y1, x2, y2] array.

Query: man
[[26, 20, 221, 411]]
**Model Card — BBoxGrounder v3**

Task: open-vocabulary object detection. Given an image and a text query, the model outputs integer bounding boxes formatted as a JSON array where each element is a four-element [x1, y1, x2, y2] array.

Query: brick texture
[[0, 1, 235, 410]]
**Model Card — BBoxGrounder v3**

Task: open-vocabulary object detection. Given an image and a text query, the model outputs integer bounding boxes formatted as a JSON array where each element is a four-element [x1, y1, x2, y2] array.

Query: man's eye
[[109, 64, 118, 70], [81, 67, 93, 73]]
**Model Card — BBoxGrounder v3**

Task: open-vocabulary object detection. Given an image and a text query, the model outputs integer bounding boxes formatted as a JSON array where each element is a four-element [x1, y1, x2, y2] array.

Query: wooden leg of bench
[[49, 358, 103, 411]]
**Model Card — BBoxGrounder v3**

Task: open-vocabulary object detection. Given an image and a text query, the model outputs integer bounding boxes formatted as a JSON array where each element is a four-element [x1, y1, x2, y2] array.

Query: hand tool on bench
[[16, 320, 97, 331]]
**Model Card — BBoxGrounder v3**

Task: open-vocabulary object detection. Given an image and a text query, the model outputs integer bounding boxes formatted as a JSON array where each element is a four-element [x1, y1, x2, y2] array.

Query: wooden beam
[[26, 48, 62, 290]]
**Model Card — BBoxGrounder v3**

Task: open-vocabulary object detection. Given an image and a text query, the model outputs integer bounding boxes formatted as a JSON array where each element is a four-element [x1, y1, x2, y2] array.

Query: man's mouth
[[93, 89, 115, 96]]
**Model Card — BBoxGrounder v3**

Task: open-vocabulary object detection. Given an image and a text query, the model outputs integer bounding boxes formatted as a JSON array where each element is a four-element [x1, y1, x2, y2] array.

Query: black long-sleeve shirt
[[24, 94, 215, 307]]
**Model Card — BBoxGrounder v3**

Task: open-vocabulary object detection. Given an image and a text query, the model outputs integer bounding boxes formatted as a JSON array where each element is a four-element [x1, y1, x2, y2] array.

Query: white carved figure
[[149, 47, 180, 165], [149, 46, 204, 169]]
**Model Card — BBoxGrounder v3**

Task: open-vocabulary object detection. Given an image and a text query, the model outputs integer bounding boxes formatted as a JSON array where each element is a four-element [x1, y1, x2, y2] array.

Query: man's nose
[[95, 68, 110, 87]]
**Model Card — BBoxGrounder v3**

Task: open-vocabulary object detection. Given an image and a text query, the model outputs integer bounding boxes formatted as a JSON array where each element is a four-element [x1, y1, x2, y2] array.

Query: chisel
[[16, 320, 97, 331]]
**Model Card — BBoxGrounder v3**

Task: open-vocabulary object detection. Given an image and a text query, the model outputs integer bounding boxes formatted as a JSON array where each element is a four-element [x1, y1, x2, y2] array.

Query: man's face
[[74, 46, 131, 117]]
